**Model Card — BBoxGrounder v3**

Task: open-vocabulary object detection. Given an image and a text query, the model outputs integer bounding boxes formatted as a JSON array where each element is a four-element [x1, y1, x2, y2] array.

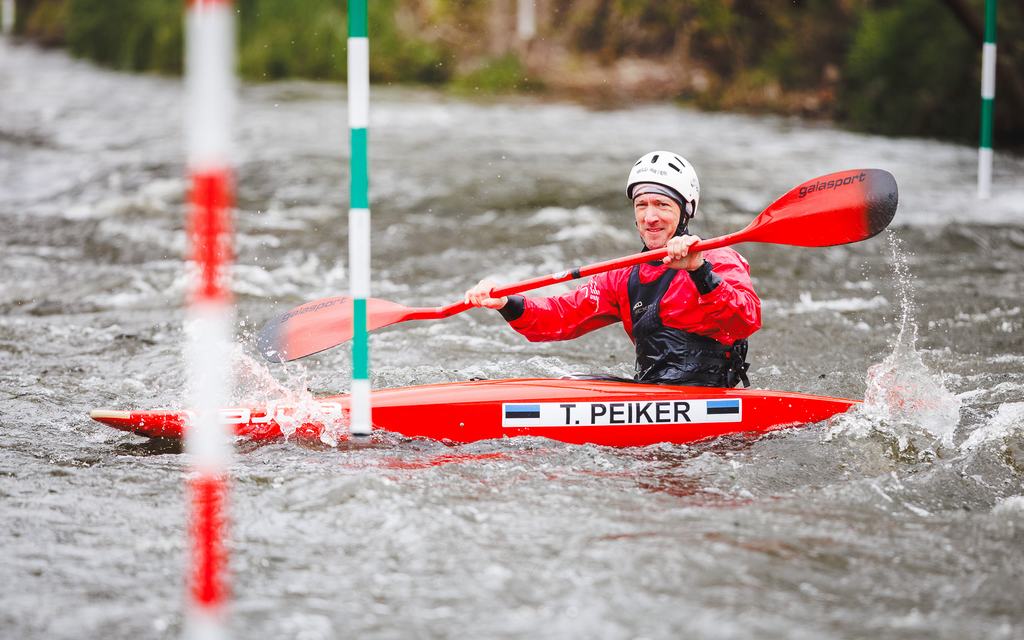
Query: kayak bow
[[90, 378, 856, 447]]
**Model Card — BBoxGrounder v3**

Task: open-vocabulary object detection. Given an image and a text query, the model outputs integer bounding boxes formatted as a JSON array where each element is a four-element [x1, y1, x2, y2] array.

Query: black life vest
[[627, 264, 750, 388]]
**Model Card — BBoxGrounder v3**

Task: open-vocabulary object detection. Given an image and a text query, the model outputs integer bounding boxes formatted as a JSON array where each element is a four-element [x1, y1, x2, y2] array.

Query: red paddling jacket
[[498, 247, 761, 387]]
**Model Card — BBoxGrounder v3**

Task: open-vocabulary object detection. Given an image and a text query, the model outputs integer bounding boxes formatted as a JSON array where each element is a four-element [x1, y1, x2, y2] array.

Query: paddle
[[257, 168, 897, 363]]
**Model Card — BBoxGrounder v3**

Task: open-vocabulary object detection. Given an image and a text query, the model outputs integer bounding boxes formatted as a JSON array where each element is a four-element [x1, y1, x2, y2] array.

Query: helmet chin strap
[[675, 200, 694, 236], [674, 205, 694, 237]]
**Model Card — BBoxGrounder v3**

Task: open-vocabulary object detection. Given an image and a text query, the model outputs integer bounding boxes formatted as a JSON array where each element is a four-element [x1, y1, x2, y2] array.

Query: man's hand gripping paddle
[[257, 168, 898, 363]]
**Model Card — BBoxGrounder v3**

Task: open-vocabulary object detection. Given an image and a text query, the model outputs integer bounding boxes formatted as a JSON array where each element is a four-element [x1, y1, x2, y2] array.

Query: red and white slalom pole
[[184, 1, 236, 638]]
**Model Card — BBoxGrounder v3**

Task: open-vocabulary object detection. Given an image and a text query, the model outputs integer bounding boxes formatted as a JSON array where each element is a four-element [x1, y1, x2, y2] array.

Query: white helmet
[[626, 150, 700, 218]]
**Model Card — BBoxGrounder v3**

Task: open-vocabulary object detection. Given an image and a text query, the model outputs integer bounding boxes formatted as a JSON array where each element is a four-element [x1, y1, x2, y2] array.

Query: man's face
[[633, 194, 682, 249]]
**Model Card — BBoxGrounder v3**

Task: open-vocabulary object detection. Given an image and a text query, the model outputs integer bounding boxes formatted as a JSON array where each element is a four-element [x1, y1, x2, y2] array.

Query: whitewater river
[[3, 40, 1024, 639]]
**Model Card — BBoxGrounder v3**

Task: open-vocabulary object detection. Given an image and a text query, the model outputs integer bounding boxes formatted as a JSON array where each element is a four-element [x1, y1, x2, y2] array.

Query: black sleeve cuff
[[498, 295, 525, 322], [688, 260, 721, 295]]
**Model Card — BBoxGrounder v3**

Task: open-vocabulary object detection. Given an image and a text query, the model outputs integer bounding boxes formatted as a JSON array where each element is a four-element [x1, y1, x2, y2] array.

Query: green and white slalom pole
[[348, 0, 371, 437], [978, 0, 997, 199], [184, 1, 235, 637]]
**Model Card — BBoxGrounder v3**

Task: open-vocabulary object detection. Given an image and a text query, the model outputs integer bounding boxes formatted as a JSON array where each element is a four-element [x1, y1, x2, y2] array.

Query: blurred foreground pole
[[2, 0, 14, 35], [184, 1, 236, 638], [977, 0, 997, 199], [348, 0, 371, 436], [517, 0, 535, 40]]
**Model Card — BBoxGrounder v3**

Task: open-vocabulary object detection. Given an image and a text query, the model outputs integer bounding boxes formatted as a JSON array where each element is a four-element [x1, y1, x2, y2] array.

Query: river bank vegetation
[[12, 0, 1024, 145]]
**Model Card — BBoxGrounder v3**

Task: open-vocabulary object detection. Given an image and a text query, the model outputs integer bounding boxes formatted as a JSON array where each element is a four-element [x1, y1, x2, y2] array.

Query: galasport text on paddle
[[257, 168, 898, 363]]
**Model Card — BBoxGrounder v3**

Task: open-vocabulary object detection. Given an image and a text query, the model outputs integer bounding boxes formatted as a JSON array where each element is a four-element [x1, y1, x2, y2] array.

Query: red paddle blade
[[741, 169, 897, 247], [256, 297, 416, 362]]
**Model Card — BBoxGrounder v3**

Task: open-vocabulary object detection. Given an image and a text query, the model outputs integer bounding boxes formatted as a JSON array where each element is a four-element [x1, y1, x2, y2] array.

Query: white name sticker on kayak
[[501, 399, 742, 427]]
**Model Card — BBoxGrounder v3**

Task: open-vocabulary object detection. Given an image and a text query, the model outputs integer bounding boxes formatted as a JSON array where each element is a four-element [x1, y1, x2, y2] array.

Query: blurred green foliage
[[235, 0, 451, 82], [19, 0, 451, 82], [236, 0, 345, 80], [841, 0, 978, 140], [451, 53, 541, 94], [67, 0, 182, 73], [13, 0, 1023, 144]]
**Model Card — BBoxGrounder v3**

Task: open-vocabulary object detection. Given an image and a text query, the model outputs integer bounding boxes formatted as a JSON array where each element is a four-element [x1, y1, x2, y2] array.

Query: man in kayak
[[465, 150, 761, 388]]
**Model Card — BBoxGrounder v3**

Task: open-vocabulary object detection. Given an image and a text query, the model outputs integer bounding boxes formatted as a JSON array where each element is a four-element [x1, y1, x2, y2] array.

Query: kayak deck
[[89, 378, 858, 447]]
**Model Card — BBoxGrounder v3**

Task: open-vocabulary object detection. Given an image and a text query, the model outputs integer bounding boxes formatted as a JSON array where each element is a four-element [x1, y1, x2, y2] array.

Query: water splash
[[828, 232, 961, 451], [230, 346, 350, 446]]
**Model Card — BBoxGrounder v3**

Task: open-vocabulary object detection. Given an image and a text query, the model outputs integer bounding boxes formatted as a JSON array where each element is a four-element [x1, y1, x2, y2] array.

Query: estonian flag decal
[[706, 399, 740, 415], [505, 404, 541, 419]]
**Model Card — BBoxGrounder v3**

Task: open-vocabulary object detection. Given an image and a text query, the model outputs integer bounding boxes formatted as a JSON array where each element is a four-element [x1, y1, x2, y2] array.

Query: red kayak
[[89, 378, 857, 447]]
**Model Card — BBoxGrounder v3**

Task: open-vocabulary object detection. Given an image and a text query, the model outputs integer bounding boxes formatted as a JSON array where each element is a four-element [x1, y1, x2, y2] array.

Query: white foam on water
[[231, 253, 348, 301], [96, 216, 185, 253], [80, 266, 182, 309], [451, 355, 586, 382], [951, 306, 1021, 326], [64, 176, 186, 221], [553, 223, 636, 243], [526, 206, 635, 244], [988, 354, 1024, 364], [520, 355, 579, 378], [248, 205, 314, 231], [959, 402, 1024, 452], [843, 280, 877, 291], [784, 291, 889, 315], [993, 495, 1024, 516], [232, 263, 310, 299], [720, 188, 766, 213], [528, 205, 602, 225], [926, 178, 1024, 226]]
